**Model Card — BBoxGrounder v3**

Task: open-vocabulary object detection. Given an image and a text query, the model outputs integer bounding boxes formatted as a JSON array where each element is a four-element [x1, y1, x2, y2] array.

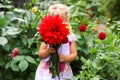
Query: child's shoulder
[[68, 32, 77, 42]]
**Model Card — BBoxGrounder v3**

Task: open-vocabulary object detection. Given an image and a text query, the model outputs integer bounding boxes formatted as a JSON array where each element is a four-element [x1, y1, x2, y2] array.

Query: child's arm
[[38, 42, 56, 59], [59, 41, 77, 62]]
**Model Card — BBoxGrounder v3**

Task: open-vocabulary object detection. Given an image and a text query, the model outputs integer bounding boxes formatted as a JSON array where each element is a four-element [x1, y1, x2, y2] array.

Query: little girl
[[35, 4, 77, 80]]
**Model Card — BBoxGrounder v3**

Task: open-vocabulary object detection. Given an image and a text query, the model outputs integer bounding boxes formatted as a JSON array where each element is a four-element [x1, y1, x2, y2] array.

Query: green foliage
[[73, 32, 120, 80], [0, 0, 44, 79], [61, 0, 120, 80], [111, 21, 120, 37], [0, 37, 8, 46], [100, 0, 120, 20]]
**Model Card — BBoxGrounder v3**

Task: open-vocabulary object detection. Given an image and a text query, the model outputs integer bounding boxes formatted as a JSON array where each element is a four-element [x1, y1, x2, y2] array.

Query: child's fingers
[[59, 54, 65, 62], [48, 47, 56, 54]]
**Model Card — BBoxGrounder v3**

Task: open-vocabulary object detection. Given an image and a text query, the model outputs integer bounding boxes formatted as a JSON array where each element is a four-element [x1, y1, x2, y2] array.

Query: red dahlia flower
[[38, 14, 69, 46], [98, 32, 106, 40], [79, 24, 87, 32], [10, 48, 19, 58], [62, 36, 68, 44]]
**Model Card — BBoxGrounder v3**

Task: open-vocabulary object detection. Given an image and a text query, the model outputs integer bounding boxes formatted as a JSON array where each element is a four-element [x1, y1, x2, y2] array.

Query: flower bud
[[10, 48, 19, 58], [98, 32, 106, 40], [32, 6, 38, 13], [79, 24, 87, 32]]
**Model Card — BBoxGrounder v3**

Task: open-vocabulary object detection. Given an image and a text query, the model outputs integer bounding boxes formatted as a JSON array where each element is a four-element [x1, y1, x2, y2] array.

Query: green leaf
[[10, 62, 19, 71], [0, 37, 8, 46], [18, 60, 29, 72], [3, 26, 21, 36], [27, 38, 34, 48], [14, 8, 25, 13], [25, 3, 31, 10], [5, 61, 11, 69], [0, 57, 5, 66], [89, 48, 97, 54], [78, 40, 84, 46], [1, 4, 13, 9], [0, 12, 4, 18], [0, 17, 7, 27], [25, 56, 36, 64], [11, 17, 25, 23], [32, 0, 39, 4], [24, 10, 32, 23], [81, 57, 87, 63], [92, 58, 104, 70], [22, 38, 27, 45], [3, 44, 10, 51], [90, 75, 101, 80], [76, 34, 81, 39], [13, 56, 25, 63]]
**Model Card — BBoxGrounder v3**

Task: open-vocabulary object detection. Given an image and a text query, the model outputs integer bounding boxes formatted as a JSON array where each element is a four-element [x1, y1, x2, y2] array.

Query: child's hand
[[59, 53, 66, 62], [48, 47, 56, 54]]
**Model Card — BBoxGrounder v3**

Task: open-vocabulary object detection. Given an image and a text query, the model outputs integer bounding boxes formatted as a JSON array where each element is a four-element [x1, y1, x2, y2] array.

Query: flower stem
[[49, 47, 60, 80]]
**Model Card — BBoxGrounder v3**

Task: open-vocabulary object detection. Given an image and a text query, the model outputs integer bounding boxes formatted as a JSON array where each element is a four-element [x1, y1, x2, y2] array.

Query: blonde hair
[[48, 4, 69, 22]]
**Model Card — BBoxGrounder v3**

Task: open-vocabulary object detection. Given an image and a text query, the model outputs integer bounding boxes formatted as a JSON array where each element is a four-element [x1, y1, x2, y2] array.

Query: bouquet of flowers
[[38, 14, 69, 78]]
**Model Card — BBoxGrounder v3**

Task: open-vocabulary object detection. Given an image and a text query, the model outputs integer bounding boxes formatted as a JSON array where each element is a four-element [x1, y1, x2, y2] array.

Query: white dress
[[35, 33, 76, 80]]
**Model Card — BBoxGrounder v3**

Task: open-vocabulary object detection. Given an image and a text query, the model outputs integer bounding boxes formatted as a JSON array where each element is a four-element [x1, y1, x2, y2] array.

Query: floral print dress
[[35, 33, 76, 80]]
